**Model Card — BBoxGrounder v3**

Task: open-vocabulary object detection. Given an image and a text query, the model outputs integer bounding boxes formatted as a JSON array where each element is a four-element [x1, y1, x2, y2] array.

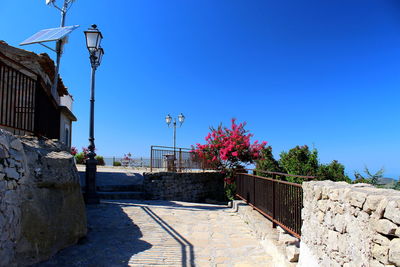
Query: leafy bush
[[279, 145, 319, 183], [75, 152, 86, 164], [256, 146, 282, 173], [257, 145, 350, 184], [113, 161, 122, 166], [95, 155, 105, 166], [318, 160, 351, 183]]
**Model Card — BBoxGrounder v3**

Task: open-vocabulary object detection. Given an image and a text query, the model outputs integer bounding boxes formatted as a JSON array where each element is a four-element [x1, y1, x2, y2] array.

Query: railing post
[[253, 175, 256, 206], [272, 173, 277, 228], [179, 148, 182, 172], [150, 146, 153, 172]]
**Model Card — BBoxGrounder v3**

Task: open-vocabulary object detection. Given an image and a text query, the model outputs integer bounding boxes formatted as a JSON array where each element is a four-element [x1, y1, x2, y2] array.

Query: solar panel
[[20, 25, 79, 46]]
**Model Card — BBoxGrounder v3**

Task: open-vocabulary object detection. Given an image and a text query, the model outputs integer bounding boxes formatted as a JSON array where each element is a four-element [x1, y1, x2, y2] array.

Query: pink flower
[[232, 151, 238, 157]]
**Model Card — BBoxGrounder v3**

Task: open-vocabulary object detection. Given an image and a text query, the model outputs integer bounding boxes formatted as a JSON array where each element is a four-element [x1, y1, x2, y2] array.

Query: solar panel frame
[[20, 25, 79, 46]]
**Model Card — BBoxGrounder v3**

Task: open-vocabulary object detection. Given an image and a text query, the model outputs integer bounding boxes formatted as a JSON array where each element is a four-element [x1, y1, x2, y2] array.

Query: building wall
[[59, 112, 71, 147], [299, 181, 400, 267]]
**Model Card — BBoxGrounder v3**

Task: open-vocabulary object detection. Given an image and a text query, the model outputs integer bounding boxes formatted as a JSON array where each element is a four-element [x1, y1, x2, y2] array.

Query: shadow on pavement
[[117, 200, 227, 211], [35, 202, 152, 267]]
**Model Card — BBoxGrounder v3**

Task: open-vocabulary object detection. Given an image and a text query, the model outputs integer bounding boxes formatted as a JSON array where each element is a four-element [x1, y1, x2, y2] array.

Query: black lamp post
[[84, 24, 104, 204], [165, 113, 185, 162]]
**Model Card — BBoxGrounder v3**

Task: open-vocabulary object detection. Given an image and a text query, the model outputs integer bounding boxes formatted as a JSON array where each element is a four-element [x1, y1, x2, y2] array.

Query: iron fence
[[150, 145, 213, 172], [235, 171, 312, 238]]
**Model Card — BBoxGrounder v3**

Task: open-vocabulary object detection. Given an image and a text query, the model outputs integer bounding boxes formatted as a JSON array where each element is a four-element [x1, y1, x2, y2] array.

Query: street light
[[84, 24, 104, 204], [165, 113, 185, 162]]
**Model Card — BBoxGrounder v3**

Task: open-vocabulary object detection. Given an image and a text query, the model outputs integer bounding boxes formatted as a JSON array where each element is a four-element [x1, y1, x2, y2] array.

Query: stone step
[[97, 191, 145, 200], [97, 184, 143, 192]]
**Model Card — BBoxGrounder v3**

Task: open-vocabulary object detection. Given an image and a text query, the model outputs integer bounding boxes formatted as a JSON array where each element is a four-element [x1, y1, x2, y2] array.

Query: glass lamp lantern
[[166, 114, 172, 125], [84, 24, 103, 53], [178, 113, 185, 125]]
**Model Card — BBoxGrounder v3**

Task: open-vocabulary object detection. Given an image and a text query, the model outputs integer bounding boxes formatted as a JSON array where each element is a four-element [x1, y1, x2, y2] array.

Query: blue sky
[[1, 0, 400, 178]]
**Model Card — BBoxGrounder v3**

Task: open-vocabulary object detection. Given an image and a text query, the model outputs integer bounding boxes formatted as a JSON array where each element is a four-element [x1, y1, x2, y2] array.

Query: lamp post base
[[85, 157, 99, 204]]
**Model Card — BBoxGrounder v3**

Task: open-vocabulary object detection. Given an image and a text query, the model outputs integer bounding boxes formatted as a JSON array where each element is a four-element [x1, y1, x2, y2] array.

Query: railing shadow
[[140, 205, 195, 267], [35, 202, 152, 266]]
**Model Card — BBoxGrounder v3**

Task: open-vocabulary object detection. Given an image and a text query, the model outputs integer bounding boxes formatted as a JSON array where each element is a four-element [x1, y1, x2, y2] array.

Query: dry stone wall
[[0, 129, 86, 266], [143, 172, 225, 202], [300, 180, 400, 267]]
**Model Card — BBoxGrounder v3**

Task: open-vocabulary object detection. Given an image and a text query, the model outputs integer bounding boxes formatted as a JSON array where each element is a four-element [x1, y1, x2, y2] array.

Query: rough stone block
[[372, 243, 389, 264], [286, 245, 299, 262], [279, 233, 298, 245], [384, 201, 400, 225], [0, 146, 8, 159], [373, 219, 397, 235], [350, 191, 367, 208], [10, 139, 23, 151], [395, 227, 400, 238], [369, 260, 385, 267], [0, 135, 9, 150], [364, 195, 386, 214], [372, 234, 390, 246], [388, 238, 400, 266], [328, 230, 339, 251], [4, 167, 20, 180], [333, 214, 346, 233]]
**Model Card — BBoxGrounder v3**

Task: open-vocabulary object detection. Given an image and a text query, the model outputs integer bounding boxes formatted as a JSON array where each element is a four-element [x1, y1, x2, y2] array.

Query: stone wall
[[143, 172, 225, 202], [300, 180, 400, 267], [0, 129, 86, 266]]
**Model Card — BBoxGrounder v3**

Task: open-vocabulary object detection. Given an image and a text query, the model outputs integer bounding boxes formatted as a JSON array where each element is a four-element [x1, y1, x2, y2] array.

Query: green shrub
[[95, 155, 105, 166], [75, 152, 86, 164], [318, 160, 351, 183], [113, 161, 122, 166], [279, 145, 319, 183]]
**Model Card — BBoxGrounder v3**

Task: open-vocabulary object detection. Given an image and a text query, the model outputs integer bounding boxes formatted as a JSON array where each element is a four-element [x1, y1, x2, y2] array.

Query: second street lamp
[[84, 24, 104, 204], [165, 113, 185, 170]]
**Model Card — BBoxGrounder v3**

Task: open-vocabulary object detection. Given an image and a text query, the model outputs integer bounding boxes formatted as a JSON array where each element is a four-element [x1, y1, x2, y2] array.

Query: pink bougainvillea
[[70, 146, 78, 156], [192, 118, 267, 184]]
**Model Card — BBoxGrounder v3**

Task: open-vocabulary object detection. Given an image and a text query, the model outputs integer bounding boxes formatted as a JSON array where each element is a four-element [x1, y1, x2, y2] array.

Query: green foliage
[[225, 183, 237, 201], [113, 161, 122, 166], [256, 145, 350, 184], [353, 167, 385, 186], [74, 152, 85, 164], [279, 145, 319, 183], [318, 160, 351, 183], [95, 156, 105, 166], [394, 181, 400, 191], [256, 146, 282, 173]]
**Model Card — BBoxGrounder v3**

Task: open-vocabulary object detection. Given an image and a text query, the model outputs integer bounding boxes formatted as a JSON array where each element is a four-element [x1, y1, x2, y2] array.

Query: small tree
[[279, 145, 319, 183], [318, 160, 351, 183], [256, 146, 282, 173], [354, 167, 384, 186], [192, 119, 267, 199]]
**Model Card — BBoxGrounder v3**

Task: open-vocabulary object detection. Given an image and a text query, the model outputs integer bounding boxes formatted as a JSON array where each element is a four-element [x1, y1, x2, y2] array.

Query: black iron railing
[[150, 145, 214, 172], [235, 171, 314, 238]]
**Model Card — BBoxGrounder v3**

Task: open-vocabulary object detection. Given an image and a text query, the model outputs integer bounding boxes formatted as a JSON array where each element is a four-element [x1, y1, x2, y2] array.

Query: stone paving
[[37, 200, 273, 267]]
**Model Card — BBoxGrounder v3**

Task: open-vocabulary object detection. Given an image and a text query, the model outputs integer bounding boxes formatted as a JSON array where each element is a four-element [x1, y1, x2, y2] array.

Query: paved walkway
[[38, 200, 273, 267]]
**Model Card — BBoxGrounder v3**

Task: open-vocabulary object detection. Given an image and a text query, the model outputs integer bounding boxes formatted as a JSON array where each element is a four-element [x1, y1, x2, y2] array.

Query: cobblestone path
[[38, 200, 272, 267]]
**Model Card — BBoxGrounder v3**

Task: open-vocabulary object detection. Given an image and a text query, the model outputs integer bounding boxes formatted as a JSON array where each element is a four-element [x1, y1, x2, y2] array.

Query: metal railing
[[235, 170, 314, 238], [150, 145, 214, 172]]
